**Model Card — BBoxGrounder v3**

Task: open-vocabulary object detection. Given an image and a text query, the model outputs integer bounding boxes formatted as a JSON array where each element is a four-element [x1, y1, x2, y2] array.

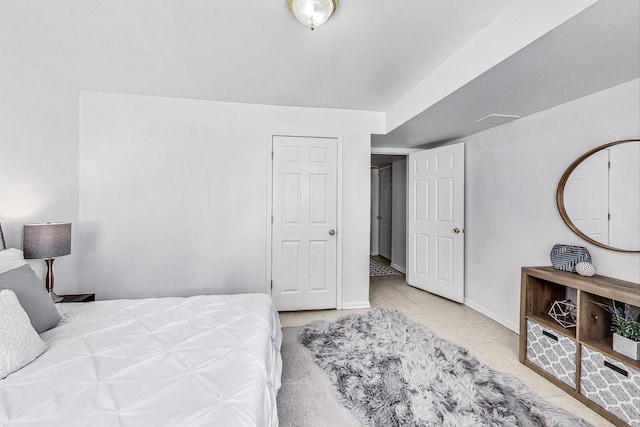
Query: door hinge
[[271, 215, 273, 223], [608, 213, 611, 221], [608, 161, 611, 169], [270, 280, 273, 290], [272, 150, 274, 159]]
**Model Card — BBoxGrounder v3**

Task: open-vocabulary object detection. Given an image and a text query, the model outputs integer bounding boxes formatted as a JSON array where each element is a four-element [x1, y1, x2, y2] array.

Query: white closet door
[[272, 136, 338, 311]]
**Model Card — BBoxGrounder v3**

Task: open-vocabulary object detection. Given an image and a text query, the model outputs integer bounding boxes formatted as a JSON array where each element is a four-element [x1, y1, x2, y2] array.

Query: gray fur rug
[[298, 308, 591, 427]]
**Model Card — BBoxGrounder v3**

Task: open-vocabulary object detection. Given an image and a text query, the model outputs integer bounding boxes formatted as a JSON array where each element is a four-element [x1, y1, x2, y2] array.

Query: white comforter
[[0, 294, 282, 427]]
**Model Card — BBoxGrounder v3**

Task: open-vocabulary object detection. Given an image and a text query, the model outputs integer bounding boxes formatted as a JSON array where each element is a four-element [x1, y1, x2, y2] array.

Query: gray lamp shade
[[23, 223, 72, 259]]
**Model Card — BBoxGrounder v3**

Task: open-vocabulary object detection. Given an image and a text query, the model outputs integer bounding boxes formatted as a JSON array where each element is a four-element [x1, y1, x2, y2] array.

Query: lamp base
[[49, 290, 64, 303], [44, 258, 64, 303]]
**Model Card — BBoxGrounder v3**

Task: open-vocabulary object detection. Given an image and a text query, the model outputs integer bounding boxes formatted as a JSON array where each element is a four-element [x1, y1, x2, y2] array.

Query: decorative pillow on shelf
[[0, 289, 47, 379], [0, 264, 61, 333], [550, 244, 592, 272], [0, 248, 29, 275]]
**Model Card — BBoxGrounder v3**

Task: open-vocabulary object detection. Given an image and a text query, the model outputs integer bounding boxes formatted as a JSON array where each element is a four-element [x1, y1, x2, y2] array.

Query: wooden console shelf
[[520, 266, 640, 427]]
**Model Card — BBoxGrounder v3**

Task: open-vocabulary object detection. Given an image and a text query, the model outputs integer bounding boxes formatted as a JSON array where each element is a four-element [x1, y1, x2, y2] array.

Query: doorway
[[370, 154, 407, 273], [371, 144, 465, 303]]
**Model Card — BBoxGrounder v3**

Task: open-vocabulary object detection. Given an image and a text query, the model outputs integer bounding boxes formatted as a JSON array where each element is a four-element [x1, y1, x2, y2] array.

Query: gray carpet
[[298, 309, 591, 427], [278, 327, 361, 427]]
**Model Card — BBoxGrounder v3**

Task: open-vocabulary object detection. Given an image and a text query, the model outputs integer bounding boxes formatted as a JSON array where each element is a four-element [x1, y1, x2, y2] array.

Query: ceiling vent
[[475, 114, 521, 125]]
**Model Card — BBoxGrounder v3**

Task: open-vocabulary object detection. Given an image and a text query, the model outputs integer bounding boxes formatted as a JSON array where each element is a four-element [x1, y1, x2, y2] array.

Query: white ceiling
[[1, 1, 638, 148], [0, 0, 510, 111]]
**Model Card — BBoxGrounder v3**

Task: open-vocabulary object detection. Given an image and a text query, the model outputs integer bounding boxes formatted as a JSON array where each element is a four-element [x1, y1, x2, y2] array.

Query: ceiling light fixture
[[287, 0, 338, 30]]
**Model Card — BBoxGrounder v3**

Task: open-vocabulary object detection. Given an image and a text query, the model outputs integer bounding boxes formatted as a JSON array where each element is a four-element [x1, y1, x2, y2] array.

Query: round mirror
[[557, 139, 640, 253]]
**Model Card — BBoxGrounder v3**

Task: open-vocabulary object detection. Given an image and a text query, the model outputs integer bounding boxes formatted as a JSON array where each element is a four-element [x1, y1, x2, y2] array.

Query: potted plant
[[593, 299, 640, 360]]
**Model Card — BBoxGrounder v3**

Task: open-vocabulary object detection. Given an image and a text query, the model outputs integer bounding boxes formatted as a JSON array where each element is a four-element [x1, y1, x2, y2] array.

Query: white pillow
[[0, 289, 47, 379], [0, 248, 29, 275]]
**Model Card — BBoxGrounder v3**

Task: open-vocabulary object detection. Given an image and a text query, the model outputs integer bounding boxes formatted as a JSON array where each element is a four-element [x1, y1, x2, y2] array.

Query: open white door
[[407, 143, 464, 303], [271, 136, 338, 311]]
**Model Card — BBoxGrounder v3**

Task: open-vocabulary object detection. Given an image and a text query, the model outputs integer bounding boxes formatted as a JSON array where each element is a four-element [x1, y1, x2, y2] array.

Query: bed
[[0, 281, 282, 426], [0, 294, 282, 426]]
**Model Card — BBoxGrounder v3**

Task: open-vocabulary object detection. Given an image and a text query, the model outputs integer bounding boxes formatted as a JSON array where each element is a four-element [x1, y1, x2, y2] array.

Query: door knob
[[453, 227, 462, 234], [328, 229, 336, 236]]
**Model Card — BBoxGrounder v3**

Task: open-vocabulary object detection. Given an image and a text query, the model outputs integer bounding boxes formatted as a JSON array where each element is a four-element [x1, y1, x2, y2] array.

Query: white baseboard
[[463, 298, 519, 333], [389, 263, 406, 274], [341, 301, 371, 310]]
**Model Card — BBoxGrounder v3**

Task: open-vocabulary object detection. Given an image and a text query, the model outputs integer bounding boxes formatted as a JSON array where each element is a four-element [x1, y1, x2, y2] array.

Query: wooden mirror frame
[[556, 139, 640, 253]]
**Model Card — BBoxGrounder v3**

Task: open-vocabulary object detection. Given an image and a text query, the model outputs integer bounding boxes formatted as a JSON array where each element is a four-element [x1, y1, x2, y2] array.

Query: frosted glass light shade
[[288, 0, 338, 30]]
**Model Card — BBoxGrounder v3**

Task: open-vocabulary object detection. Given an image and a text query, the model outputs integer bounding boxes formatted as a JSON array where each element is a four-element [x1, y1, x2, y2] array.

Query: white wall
[[461, 78, 640, 331], [391, 158, 407, 272], [0, 47, 80, 292], [370, 169, 380, 255], [79, 92, 383, 307]]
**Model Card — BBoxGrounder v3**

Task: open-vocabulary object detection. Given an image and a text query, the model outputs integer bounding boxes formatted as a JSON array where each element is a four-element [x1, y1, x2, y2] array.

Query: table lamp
[[23, 223, 71, 302]]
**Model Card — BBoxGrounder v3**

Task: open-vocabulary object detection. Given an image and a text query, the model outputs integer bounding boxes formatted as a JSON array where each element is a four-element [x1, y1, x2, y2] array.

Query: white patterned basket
[[526, 320, 576, 388], [580, 345, 640, 426]]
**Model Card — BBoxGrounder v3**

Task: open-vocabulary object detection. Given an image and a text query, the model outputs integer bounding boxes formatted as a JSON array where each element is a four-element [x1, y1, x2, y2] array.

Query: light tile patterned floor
[[279, 268, 614, 427]]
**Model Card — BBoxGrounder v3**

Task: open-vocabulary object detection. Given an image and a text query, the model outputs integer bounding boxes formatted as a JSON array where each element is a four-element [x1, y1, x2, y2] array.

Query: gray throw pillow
[[0, 265, 61, 333]]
